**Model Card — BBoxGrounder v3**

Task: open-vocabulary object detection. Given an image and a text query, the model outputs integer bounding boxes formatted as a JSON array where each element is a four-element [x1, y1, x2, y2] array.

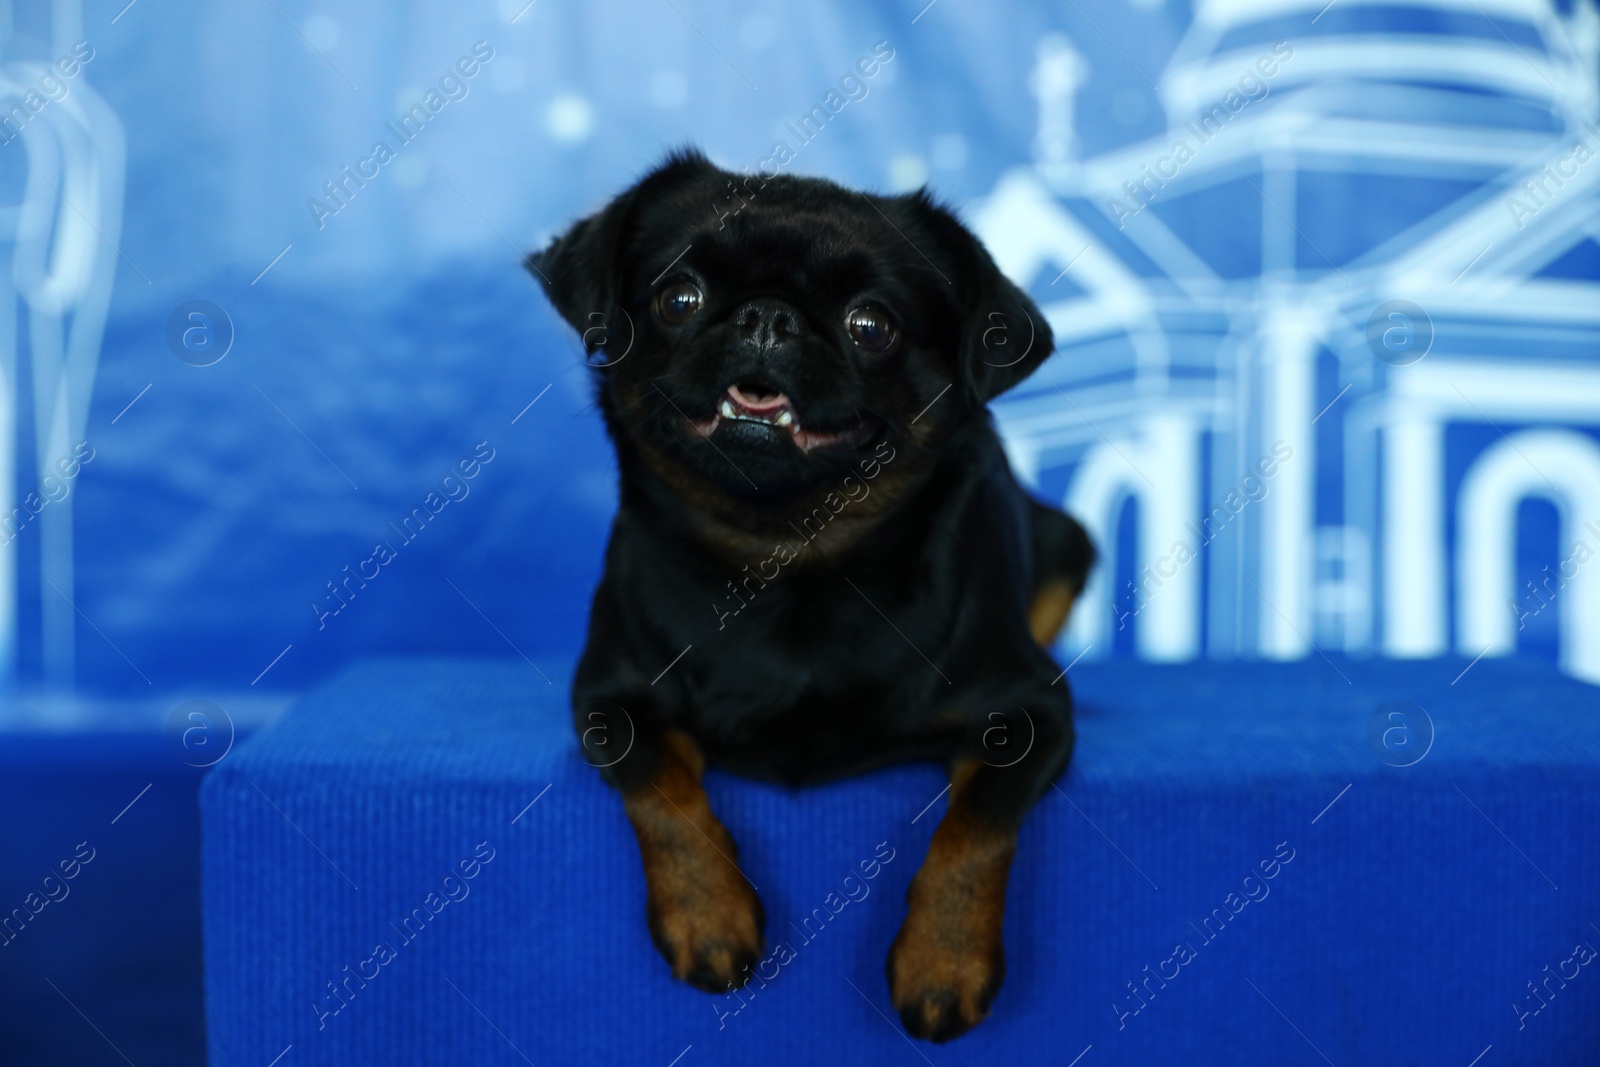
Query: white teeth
[[720, 398, 736, 418], [775, 410, 794, 427]]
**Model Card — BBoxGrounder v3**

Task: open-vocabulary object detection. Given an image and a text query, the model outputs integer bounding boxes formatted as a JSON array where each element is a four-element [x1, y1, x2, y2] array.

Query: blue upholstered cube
[[201, 657, 1600, 1065]]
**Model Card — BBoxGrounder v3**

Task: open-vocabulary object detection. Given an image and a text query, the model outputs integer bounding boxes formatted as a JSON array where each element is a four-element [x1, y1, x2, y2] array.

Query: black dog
[[530, 150, 1093, 1043]]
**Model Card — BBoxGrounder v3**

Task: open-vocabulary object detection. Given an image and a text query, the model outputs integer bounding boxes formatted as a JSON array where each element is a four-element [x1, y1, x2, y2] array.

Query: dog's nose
[[732, 298, 803, 352]]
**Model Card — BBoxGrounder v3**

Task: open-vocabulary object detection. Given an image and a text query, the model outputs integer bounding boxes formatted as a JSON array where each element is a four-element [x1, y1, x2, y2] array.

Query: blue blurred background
[[1, 0, 1597, 1060]]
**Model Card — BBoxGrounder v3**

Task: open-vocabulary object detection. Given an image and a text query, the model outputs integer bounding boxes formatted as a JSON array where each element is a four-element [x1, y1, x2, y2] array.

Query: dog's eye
[[655, 282, 704, 326], [846, 305, 898, 354]]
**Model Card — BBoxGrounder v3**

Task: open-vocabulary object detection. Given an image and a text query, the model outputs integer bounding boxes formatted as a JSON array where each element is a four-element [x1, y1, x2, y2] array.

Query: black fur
[[531, 149, 1094, 1019]]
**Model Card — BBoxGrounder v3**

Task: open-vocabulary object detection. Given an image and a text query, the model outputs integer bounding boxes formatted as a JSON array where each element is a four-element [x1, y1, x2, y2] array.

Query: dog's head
[[530, 149, 1052, 501]]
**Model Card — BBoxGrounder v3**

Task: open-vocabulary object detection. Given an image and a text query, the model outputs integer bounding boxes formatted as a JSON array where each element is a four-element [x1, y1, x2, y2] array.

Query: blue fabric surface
[[201, 657, 1600, 1065], [1, 733, 210, 1065]]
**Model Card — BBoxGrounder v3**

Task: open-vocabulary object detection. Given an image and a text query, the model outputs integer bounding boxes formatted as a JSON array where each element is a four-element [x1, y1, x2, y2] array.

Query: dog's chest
[[687, 671, 936, 783], [672, 579, 953, 780]]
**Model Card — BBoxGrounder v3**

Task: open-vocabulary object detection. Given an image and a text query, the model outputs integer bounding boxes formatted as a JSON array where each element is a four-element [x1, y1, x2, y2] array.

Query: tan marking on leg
[[1028, 579, 1078, 648], [887, 758, 1016, 1043], [622, 730, 764, 992]]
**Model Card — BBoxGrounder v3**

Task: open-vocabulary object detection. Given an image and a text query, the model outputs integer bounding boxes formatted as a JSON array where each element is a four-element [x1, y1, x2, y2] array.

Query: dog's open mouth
[[691, 384, 874, 453]]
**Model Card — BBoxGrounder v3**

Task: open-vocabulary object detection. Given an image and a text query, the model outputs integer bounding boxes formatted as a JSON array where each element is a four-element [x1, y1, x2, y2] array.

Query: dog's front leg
[[887, 708, 1072, 1042], [596, 723, 765, 993]]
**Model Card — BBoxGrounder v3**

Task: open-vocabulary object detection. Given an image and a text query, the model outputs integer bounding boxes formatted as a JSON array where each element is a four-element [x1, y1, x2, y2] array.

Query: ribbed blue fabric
[[201, 657, 1600, 1065]]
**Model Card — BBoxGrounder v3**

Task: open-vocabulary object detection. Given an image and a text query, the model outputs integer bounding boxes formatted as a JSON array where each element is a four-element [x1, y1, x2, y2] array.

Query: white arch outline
[[1065, 414, 1200, 661], [1457, 428, 1600, 683]]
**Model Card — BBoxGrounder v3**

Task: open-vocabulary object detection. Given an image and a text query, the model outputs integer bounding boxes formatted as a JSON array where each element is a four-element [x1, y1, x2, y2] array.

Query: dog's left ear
[[909, 193, 1054, 402]]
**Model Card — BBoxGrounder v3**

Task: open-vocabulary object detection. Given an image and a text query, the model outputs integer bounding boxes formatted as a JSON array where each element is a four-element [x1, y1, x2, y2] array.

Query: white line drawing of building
[[0, 4, 126, 688], [974, 0, 1600, 681]]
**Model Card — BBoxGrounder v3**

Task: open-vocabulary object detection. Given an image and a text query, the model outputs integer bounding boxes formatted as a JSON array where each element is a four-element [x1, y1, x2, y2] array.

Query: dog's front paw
[[645, 855, 764, 993], [889, 915, 998, 1049], [885, 893, 1005, 1042]]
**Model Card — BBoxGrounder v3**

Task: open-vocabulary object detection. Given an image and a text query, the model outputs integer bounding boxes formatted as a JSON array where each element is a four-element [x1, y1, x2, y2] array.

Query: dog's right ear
[[527, 190, 637, 354], [528, 148, 719, 359]]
